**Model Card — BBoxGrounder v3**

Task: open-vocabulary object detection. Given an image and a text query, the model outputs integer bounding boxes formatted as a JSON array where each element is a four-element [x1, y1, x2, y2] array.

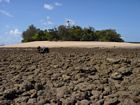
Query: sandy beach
[[2, 41, 140, 48]]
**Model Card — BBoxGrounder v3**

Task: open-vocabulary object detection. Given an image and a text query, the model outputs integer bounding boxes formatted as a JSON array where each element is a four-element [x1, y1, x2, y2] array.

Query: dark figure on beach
[[37, 46, 49, 54]]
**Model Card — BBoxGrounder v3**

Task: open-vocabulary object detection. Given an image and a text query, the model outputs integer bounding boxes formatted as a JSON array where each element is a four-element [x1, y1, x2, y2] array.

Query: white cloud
[[0, 9, 14, 17], [44, 4, 54, 10], [44, 2, 62, 10], [0, 0, 10, 3], [54, 2, 62, 6], [9, 28, 22, 35], [65, 18, 76, 26]]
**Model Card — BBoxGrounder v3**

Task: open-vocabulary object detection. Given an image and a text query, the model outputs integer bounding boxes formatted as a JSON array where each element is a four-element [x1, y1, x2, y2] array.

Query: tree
[[48, 28, 59, 41], [22, 25, 39, 42], [80, 27, 97, 41], [22, 24, 124, 42], [95, 29, 124, 42], [58, 25, 69, 40], [69, 26, 83, 41]]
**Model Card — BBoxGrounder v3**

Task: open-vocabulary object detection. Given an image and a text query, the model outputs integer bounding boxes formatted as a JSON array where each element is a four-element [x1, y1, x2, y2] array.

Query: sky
[[0, 0, 140, 44]]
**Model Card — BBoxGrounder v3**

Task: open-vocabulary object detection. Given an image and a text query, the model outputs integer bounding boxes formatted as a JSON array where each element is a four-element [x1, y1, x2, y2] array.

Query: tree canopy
[[22, 24, 124, 42]]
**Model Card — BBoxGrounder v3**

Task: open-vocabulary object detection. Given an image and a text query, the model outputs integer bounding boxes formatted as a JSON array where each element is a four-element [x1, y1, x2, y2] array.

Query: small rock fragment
[[21, 81, 34, 91], [96, 99, 104, 105], [104, 97, 119, 105], [79, 99, 90, 105], [80, 67, 97, 75], [3, 89, 17, 100], [118, 67, 132, 76], [27, 98, 37, 104], [107, 58, 120, 64], [111, 72, 122, 80], [91, 90, 101, 99], [35, 83, 44, 91]]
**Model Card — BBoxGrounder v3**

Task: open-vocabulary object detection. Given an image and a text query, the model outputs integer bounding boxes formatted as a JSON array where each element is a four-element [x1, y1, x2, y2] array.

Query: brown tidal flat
[[0, 48, 140, 105]]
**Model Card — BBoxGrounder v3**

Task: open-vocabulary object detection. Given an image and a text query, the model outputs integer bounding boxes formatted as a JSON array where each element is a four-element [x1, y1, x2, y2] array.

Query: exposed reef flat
[[0, 48, 140, 105]]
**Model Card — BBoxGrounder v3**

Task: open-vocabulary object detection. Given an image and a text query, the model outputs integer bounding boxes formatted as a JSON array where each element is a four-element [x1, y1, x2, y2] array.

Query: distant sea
[[0, 44, 4, 46], [0, 42, 21, 46], [128, 42, 140, 44]]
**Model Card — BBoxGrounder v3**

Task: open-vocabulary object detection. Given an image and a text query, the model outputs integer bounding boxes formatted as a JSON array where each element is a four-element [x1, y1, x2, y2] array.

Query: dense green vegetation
[[22, 24, 124, 42]]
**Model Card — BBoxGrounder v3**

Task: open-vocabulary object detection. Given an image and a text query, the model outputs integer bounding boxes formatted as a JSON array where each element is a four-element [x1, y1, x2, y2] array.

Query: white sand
[[1, 41, 140, 48]]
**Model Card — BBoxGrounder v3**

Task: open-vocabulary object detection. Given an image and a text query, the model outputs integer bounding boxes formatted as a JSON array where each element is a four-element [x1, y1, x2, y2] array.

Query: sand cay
[[2, 41, 140, 48]]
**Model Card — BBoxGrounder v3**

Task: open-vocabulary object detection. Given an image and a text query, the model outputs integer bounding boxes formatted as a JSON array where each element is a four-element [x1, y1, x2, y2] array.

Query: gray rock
[[120, 58, 131, 64], [100, 78, 108, 84], [128, 84, 140, 96], [0, 100, 11, 105], [75, 82, 93, 91], [21, 81, 34, 91], [27, 98, 37, 104], [53, 81, 65, 88], [91, 90, 101, 99], [35, 83, 44, 91], [52, 64, 59, 68], [30, 91, 37, 98], [62, 74, 71, 81], [84, 91, 92, 100], [64, 97, 77, 105], [14, 96, 29, 103], [0, 92, 3, 96], [106, 58, 120, 64], [21, 89, 37, 98], [71, 91, 91, 101], [56, 86, 69, 98], [56, 99, 62, 105], [79, 67, 97, 75], [121, 98, 137, 105], [22, 91, 31, 97], [44, 104, 51, 105], [28, 65, 36, 71], [111, 72, 122, 80], [96, 99, 104, 105], [51, 73, 61, 80], [131, 96, 140, 103], [103, 86, 111, 96], [3, 89, 17, 100], [88, 75, 99, 81], [38, 99, 49, 105], [128, 84, 140, 91], [37, 90, 44, 96], [118, 67, 132, 75], [104, 97, 119, 105], [79, 99, 90, 105]]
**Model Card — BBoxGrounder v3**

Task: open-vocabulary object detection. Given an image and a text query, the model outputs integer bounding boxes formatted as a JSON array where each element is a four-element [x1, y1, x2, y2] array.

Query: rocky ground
[[0, 48, 140, 105]]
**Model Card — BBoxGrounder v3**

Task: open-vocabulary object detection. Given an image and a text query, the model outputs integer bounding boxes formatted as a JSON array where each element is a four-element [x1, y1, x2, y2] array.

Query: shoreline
[[1, 41, 140, 48], [0, 47, 140, 50]]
